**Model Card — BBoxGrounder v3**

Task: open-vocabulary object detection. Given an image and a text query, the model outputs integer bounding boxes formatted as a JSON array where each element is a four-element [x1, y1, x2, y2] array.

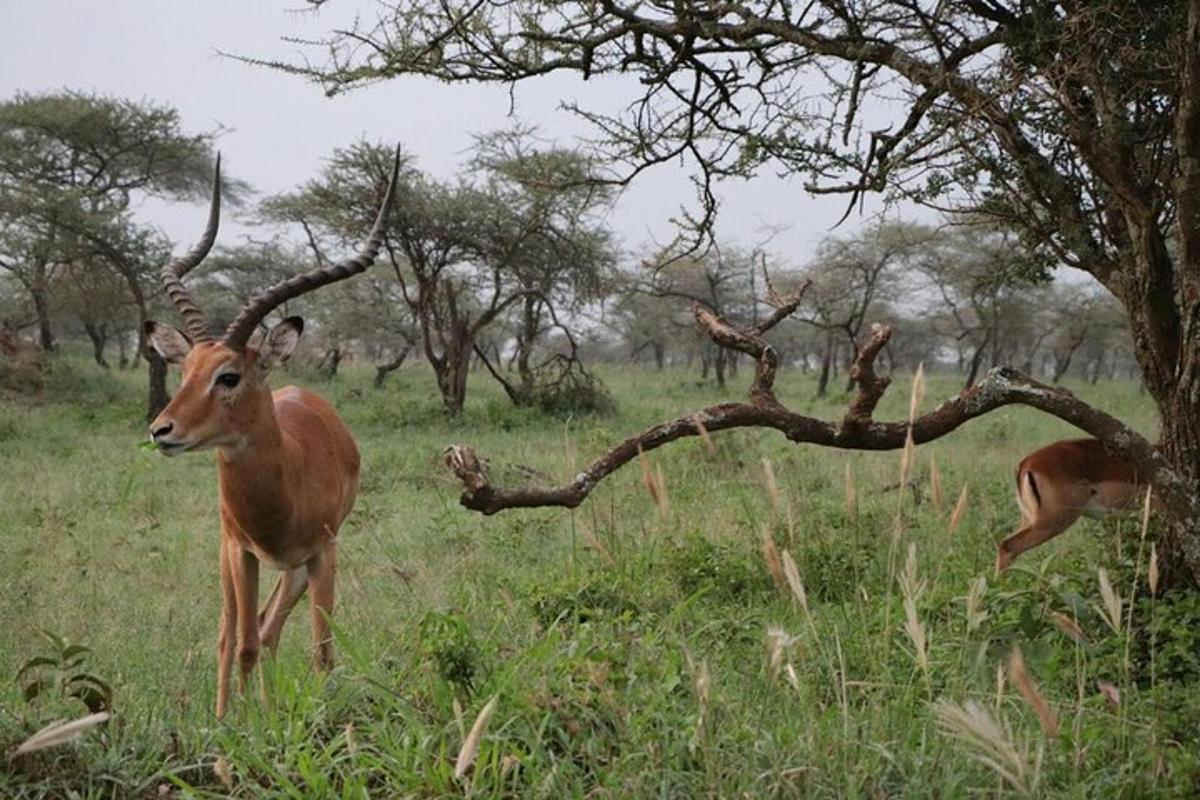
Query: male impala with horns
[[145, 149, 399, 718]]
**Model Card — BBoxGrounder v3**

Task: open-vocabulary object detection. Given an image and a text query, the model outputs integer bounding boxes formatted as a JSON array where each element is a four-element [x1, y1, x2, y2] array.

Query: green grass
[[2, 357, 1198, 797]]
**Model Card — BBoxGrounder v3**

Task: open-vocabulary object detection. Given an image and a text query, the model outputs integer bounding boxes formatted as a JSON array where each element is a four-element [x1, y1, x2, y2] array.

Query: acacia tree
[[913, 226, 1046, 389], [635, 248, 759, 389], [279, 1, 1200, 585], [0, 91, 225, 416], [467, 131, 617, 407], [268, 139, 614, 414], [799, 222, 926, 396]]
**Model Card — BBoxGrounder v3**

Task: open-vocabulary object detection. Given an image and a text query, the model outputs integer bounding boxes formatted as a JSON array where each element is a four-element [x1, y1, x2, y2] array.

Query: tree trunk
[[84, 322, 109, 368], [147, 351, 169, 420], [436, 327, 472, 415], [714, 347, 727, 390], [963, 337, 989, 391], [1113, 232, 1200, 588], [816, 334, 833, 398], [515, 295, 540, 397], [30, 279, 55, 354], [374, 346, 412, 388], [319, 346, 343, 379], [653, 342, 665, 370]]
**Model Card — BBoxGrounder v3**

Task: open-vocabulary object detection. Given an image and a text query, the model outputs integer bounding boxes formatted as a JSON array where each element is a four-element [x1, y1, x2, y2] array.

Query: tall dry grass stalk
[[453, 697, 466, 740], [948, 484, 969, 534], [780, 549, 810, 617], [1140, 486, 1153, 540], [1008, 646, 1059, 737], [908, 363, 926, 423], [897, 366, 926, 499], [934, 699, 1039, 797], [844, 462, 857, 522], [637, 445, 670, 520], [762, 457, 781, 513], [761, 528, 786, 592], [965, 575, 989, 632], [784, 663, 802, 693], [1097, 568, 1123, 635], [765, 626, 798, 681], [638, 445, 657, 504], [1049, 612, 1087, 645], [899, 543, 929, 674], [899, 429, 917, 493], [455, 695, 499, 779], [929, 454, 944, 515], [9, 712, 109, 760], [655, 464, 669, 518], [1149, 543, 1160, 596], [1096, 680, 1121, 711], [213, 756, 235, 790]]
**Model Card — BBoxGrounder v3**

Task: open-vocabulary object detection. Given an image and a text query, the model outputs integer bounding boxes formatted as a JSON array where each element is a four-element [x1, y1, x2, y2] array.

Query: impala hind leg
[[996, 508, 1081, 574], [306, 544, 336, 670], [258, 567, 309, 652]]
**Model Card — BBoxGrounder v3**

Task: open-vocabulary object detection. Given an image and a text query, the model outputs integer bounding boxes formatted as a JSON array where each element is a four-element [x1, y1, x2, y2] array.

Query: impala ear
[[257, 317, 304, 372], [144, 321, 192, 364]]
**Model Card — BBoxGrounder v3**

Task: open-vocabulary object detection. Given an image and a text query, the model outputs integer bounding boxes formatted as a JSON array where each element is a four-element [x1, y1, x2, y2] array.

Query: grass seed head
[[908, 363, 926, 424], [899, 428, 916, 489], [966, 575, 988, 632], [9, 712, 110, 760], [1049, 612, 1087, 645], [762, 457, 781, 513], [781, 549, 809, 615], [1096, 680, 1120, 711], [929, 454, 944, 514], [948, 483, 969, 534], [934, 699, 1036, 797], [761, 528, 786, 593], [1008, 646, 1059, 737], [1097, 568, 1123, 635], [213, 756, 234, 790], [455, 695, 499, 780], [1148, 543, 1160, 596]]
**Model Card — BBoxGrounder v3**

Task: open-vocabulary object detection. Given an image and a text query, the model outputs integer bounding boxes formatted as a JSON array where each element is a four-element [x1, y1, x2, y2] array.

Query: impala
[[995, 438, 1148, 573], [146, 152, 398, 718]]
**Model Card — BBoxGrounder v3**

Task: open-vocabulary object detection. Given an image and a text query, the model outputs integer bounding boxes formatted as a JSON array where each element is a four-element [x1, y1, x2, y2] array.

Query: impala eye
[[215, 373, 241, 389]]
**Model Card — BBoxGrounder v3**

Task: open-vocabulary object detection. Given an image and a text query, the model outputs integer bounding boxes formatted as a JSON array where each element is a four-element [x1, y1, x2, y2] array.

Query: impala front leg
[[307, 543, 336, 670], [231, 545, 261, 696], [216, 536, 238, 719]]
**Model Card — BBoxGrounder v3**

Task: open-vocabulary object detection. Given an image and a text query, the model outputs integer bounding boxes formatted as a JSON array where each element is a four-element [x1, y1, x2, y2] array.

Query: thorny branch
[[445, 298, 1185, 520]]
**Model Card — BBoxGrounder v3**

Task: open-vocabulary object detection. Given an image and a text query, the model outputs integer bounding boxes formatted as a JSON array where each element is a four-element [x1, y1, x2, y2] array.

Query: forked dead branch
[[445, 283, 1186, 528]]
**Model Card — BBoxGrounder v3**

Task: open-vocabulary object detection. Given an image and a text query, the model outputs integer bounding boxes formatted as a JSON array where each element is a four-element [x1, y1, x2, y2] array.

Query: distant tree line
[[1, 91, 1133, 424]]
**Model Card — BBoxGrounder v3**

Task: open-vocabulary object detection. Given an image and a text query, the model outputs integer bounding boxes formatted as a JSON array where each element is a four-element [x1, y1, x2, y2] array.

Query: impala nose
[[151, 421, 175, 440]]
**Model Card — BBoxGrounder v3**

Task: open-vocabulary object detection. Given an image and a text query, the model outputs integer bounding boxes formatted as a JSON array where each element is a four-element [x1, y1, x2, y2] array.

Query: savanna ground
[[1, 354, 1197, 798]]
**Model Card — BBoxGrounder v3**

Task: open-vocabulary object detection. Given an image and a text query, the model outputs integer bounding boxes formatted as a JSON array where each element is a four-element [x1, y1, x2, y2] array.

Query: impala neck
[[215, 385, 294, 542]]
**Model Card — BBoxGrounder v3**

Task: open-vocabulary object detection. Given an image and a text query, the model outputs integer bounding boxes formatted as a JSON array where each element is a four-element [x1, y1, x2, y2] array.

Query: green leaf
[[68, 683, 111, 713], [37, 628, 66, 651], [61, 644, 92, 662], [15, 655, 59, 680]]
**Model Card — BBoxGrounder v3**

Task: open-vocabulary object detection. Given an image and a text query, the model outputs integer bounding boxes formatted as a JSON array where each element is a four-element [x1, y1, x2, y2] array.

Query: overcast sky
[[3, 1, 918, 267]]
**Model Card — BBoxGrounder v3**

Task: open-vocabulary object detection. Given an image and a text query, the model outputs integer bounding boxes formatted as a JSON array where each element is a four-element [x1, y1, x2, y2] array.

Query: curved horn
[[223, 145, 401, 350], [161, 153, 221, 342]]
